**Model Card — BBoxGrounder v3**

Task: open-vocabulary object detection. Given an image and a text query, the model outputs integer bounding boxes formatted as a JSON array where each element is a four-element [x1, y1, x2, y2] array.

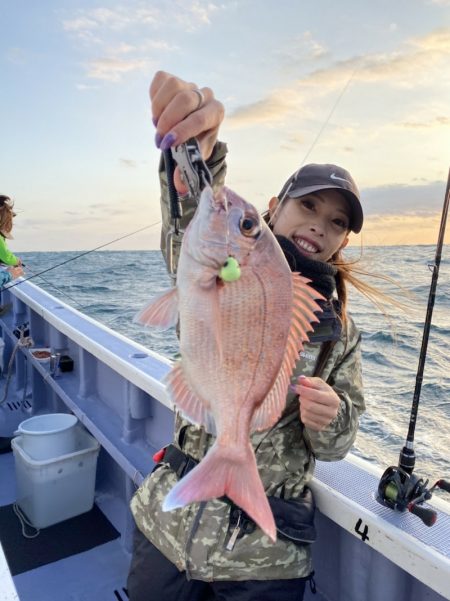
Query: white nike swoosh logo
[[330, 173, 350, 184]]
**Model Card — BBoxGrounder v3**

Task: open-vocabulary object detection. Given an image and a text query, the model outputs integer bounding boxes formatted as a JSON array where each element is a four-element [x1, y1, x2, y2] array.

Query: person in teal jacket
[[0, 265, 23, 287], [0, 195, 21, 267]]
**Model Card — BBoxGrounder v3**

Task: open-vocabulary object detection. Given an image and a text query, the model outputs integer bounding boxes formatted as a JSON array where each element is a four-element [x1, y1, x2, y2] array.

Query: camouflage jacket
[[130, 142, 365, 581]]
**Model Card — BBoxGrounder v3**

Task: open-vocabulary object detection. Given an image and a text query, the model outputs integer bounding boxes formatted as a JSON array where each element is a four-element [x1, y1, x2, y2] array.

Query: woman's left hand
[[8, 265, 23, 279], [292, 376, 340, 431]]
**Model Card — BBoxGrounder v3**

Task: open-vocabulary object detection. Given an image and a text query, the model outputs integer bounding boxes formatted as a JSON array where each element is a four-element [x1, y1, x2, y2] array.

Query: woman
[[0, 195, 22, 268], [128, 71, 367, 601]]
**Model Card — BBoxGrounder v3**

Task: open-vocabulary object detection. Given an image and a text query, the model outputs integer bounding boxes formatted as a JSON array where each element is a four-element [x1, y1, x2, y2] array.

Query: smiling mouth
[[293, 237, 321, 254]]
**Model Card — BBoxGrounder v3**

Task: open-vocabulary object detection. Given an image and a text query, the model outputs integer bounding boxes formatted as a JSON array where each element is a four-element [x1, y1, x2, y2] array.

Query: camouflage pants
[[127, 528, 309, 601]]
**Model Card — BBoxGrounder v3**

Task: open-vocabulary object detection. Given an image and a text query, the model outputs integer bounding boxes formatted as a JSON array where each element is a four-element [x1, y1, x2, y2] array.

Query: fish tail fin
[[163, 442, 276, 542]]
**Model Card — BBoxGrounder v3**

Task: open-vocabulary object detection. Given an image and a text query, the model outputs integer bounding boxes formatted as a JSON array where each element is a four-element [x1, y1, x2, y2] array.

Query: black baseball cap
[[278, 163, 363, 233]]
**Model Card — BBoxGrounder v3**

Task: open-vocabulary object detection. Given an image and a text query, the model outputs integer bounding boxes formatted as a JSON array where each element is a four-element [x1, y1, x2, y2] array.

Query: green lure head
[[219, 256, 241, 282]]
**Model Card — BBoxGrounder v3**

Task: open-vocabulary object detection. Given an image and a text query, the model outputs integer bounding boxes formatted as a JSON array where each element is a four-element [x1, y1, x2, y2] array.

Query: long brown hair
[[331, 248, 404, 327], [0, 195, 15, 236]]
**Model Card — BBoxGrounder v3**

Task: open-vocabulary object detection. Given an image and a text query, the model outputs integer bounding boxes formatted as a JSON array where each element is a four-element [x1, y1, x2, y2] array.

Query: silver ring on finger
[[192, 88, 205, 111]]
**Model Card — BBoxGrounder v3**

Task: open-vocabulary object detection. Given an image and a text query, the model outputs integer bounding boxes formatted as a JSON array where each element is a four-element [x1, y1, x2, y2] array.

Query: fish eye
[[240, 215, 261, 237]]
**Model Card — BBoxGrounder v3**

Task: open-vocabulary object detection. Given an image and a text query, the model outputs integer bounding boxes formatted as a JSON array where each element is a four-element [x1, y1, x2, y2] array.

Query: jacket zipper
[[225, 510, 242, 551]]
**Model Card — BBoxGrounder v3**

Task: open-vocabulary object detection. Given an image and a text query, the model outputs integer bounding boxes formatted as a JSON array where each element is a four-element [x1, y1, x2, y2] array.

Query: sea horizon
[[14, 242, 450, 254]]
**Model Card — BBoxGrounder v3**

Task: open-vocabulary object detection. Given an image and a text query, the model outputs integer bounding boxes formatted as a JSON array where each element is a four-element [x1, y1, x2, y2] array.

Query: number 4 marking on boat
[[355, 518, 369, 541]]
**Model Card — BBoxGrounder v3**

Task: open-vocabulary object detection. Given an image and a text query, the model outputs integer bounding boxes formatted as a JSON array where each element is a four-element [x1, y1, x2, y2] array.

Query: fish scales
[[180, 269, 292, 411]]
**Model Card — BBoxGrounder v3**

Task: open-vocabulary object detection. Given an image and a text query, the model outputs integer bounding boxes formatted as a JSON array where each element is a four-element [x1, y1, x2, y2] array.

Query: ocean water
[[19, 246, 450, 496]]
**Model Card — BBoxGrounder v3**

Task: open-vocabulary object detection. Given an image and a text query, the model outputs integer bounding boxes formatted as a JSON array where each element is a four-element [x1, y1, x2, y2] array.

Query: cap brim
[[287, 184, 363, 234]]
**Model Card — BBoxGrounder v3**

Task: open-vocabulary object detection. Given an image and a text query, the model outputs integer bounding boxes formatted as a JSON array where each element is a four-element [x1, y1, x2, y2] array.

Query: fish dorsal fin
[[250, 272, 323, 432], [134, 287, 179, 329], [166, 363, 217, 435]]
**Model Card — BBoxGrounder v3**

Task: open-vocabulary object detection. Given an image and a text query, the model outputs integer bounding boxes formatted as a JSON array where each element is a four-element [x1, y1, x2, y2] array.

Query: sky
[[1, 0, 450, 252]]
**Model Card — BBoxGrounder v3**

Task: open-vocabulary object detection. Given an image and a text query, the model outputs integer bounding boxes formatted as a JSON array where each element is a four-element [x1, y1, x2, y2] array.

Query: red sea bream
[[137, 185, 322, 542]]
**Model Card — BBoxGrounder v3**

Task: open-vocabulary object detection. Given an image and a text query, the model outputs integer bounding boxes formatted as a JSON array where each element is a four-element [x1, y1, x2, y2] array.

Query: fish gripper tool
[[163, 138, 212, 278], [170, 137, 213, 202]]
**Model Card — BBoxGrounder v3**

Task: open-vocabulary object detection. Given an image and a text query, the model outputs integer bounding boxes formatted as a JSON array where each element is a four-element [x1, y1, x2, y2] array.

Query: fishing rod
[[2, 221, 160, 293], [377, 167, 450, 526]]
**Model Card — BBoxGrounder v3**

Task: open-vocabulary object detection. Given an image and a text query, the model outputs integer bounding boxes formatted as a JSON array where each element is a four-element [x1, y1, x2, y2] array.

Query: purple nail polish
[[289, 384, 297, 393], [155, 132, 163, 148], [160, 132, 177, 151], [152, 116, 158, 127], [298, 375, 307, 380]]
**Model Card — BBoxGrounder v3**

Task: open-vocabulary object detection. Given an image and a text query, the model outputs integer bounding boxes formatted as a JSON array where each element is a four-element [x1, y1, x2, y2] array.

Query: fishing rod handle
[[436, 479, 450, 493], [408, 503, 437, 527], [163, 150, 183, 221]]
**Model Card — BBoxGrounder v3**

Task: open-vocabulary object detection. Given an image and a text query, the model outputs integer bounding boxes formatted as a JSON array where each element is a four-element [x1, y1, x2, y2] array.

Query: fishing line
[[24, 266, 87, 311], [22, 266, 128, 333], [223, 189, 231, 254], [4, 221, 161, 292], [300, 67, 358, 168], [267, 66, 359, 229]]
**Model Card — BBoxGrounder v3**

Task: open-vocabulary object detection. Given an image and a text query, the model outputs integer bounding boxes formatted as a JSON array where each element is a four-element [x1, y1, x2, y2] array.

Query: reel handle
[[436, 479, 450, 493], [408, 503, 437, 527]]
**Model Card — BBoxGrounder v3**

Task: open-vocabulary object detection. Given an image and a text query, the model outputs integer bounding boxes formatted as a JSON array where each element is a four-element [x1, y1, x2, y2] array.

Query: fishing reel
[[377, 464, 450, 526]]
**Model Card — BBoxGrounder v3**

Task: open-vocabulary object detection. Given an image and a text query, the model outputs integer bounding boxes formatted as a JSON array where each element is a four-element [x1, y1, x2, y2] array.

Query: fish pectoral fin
[[250, 376, 289, 432], [166, 363, 216, 435], [134, 287, 179, 329], [250, 272, 323, 433]]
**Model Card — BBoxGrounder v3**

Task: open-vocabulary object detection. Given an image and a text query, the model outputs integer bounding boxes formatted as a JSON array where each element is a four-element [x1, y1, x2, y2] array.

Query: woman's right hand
[[150, 71, 225, 194]]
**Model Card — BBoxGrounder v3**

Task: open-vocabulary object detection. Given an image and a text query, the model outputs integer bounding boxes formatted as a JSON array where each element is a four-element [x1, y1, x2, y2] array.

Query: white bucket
[[12, 428, 100, 528], [15, 413, 78, 460]]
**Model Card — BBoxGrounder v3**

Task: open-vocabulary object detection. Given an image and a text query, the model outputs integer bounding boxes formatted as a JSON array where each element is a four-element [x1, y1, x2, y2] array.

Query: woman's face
[[269, 190, 350, 262]]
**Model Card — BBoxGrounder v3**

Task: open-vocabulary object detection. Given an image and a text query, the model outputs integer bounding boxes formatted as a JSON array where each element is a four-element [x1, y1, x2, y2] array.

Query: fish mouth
[[292, 236, 322, 255]]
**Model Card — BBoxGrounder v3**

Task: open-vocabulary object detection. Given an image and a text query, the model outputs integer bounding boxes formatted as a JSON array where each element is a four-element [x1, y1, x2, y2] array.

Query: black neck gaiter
[[275, 235, 337, 300], [275, 235, 342, 342]]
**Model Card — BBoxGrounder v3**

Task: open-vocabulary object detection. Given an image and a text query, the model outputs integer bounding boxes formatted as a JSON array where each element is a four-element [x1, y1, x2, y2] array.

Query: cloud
[[86, 57, 150, 81], [87, 202, 109, 210], [62, 2, 220, 39], [302, 28, 450, 88], [399, 116, 450, 129], [62, 3, 200, 82], [361, 180, 446, 217], [5, 47, 27, 64], [62, 7, 159, 34], [228, 27, 450, 127], [348, 174, 450, 246], [120, 158, 138, 168], [276, 31, 329, 65], [76, 82, 99, 91], [359, 213, 447, 246], [228, 87, 313, 127], [172, 0, 220, 31]]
